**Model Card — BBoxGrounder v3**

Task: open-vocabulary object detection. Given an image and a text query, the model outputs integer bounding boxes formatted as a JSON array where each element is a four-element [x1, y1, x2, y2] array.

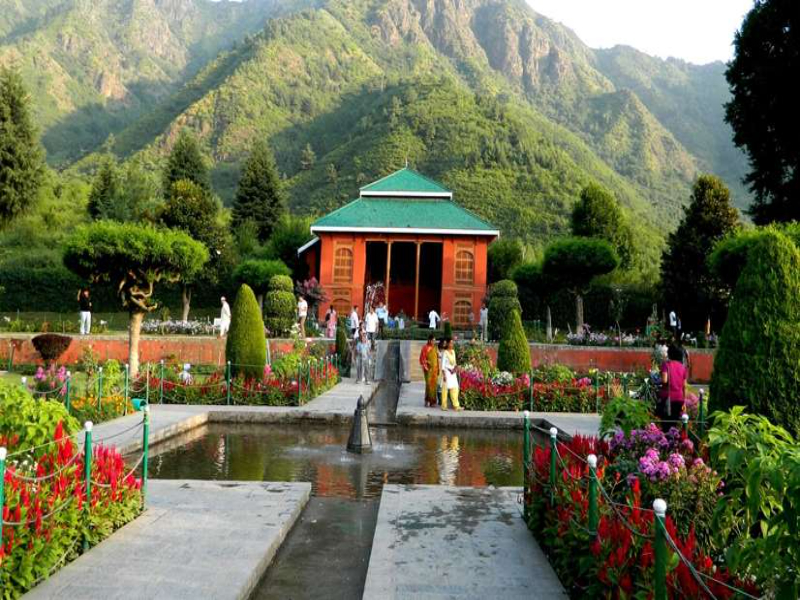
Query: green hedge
[[225, 284, 266, 380], [497, 310, 532, 374]]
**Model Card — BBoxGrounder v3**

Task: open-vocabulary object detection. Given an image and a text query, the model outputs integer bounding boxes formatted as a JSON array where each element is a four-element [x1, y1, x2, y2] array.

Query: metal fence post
[[97, 366, 103, 410], [83, 421, 93, 552], [594, 372, 600, 413], [653, 498, 667, 600], [523, 411, 530, 523], [65, 371, 72, 414], [0, 446, 6, 551], [588, 454, 598, 536], [226, 361, 232, 406], [549, 427, 558, 506], [158, 360, 165, 404], [681, 413, 689, 438], [124, 364, 130, 416], [529, 371, 534, 411], [698, 389, 705, 436], [297, 365, 302, 404], [145, 363, 150, 404], [142, 406, 150, 509]]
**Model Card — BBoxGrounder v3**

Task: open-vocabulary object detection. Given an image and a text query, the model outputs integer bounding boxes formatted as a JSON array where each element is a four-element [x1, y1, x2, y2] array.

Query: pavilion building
[[298, 168, 499, 326]]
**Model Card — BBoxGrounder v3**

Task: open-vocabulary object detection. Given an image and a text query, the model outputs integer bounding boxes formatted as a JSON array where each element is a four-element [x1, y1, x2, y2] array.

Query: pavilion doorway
[[387, 242, 416, 318], [417, 242, 442, 323]]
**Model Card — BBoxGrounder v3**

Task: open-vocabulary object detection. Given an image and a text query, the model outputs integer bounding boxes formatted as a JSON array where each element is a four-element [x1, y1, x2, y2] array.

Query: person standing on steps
[[441, 338, 462, 411], [428, 308, 440, 330], [479, 302, 489, 342], [349, 306, 360, 337], [420, 334, 439, 407], [297, 295, 308, 338], [365, 305, 379, 346], [355, 330, 372, 384], [219, 296, 231, 337], [78, 288, 92, 336], [325, 306, 337, 338]]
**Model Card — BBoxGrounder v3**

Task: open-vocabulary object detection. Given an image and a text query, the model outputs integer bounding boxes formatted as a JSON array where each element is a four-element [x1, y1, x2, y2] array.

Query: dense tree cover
[[232, 259, 290, 310], [263, 215, 314, 280], [0, 66, 44, 226], [226, 284, 267, 380], [62, 221, 207, 375], [710, 231, 800, 435], [487, 238, 524, 283], [233, 140, 287, 242], [158, 179, 230, 320], [162, 130, 211, 193], [542, 237, 619, 330], [571, 183, 634, 268], [725, 0, 800, 223], [87, 156, 159, 222], [660, 175, 739, 332]]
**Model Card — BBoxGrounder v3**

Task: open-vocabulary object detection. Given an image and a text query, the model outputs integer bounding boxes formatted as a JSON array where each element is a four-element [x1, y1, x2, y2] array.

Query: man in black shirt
[[78, 288, 92, 335]]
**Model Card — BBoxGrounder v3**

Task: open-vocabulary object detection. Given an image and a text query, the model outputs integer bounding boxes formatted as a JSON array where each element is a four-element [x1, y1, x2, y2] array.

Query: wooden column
[[414, 241, 421, 320], [385, 240, 392, 307]]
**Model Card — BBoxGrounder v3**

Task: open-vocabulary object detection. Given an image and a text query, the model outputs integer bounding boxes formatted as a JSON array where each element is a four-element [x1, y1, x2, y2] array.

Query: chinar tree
[[63, 221, 207, 376]]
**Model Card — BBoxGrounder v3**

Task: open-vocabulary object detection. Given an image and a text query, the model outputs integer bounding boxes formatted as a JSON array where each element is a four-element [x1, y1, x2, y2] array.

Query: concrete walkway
[[362, 485, 566, 599], [25, 480, 311, 600], [395, 381, 600, 437]]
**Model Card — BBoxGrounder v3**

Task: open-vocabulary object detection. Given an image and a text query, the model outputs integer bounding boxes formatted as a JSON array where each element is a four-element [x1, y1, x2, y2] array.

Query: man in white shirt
[[365, 306, 379, 344], [428, 309, 440, 330], [297, 296, 308, 338], [479, 302, 489, 341], [669, 310, 678, 338], [219, 297, 231, 337], [349, 306, 360, 336], [376, 302, 389, 337]]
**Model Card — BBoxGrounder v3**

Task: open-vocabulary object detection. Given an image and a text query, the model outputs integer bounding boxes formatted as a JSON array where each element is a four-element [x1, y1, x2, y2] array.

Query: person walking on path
[[325, 307, 337, 338], [479, 302, 489, 341], [365, 305, 379, 345], [428, 308, 440, 330], [376, 302, 388, 337], [219, 296, 231, 337], [441, 338, 462, 411], [658, 344, 688, 424], [420, 334, 439, 407], [78, 288, 92, 335], [355, 330, 372, 384], [349, 306, 360, 336], [297, 295, 308, 338]]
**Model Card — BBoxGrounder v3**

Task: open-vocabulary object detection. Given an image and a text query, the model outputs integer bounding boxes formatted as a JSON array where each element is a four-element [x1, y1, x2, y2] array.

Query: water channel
[[148, 344, 527, 599]]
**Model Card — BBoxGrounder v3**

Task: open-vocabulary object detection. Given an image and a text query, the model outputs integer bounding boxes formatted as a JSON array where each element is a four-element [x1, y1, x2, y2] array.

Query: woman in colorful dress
[[421, 334, 439, 407]]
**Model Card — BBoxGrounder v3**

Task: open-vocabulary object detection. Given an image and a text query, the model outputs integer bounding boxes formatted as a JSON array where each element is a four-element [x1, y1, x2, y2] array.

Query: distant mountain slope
[[0, 0, 312, 164]]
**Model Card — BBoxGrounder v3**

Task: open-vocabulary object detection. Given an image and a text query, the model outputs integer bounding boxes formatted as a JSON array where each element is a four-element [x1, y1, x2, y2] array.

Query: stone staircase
[[407, 341, 426, 382]]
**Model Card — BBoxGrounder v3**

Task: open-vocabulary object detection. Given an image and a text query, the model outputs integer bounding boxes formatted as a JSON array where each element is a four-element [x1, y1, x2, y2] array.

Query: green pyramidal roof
[[359, 168, 451, 196]]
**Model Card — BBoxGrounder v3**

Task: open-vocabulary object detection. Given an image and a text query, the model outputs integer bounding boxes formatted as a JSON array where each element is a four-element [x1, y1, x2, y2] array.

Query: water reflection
[[150, 424, 523, 499]]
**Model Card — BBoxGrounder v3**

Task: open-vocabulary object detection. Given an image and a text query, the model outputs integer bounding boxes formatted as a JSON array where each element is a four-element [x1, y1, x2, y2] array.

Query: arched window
[[453, 300, 472, 326], [455, 250, 474, 285], [334, 247, 353, 283]]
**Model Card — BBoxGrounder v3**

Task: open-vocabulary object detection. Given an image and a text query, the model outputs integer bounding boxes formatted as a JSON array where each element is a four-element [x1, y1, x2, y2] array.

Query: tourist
[[397, 310, 406, 330], [658, 344, 688, 423], [349, 306, 360, 336], [365, 305, 379, 345], [479, 302, 489, 341], [326, 306, 337, 338], [668, 309, 679, 339], [440, 338, 462, 411], [355, 331, 371, 384], [428, 308, 440, 330], [219, 296, 231, 337], [179, 364, 193, 385], [376, 302, 389, 336], [77, 288, 92, 336], [297, 295, 308, 338], [420, 334, 438, 407]]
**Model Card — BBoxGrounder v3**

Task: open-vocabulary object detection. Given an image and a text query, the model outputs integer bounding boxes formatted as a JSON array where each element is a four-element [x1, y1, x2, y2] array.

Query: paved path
[[85, 379, 376, 454], [395, 382, 600, 437], [362, 485, 566, 600], [25, 480, 311, 600]]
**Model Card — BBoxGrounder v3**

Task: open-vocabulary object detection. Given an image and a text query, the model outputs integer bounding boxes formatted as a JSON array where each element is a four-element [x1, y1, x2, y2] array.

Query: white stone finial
[[0, 447, 7, 461], [85, 421, 94, 432], [653, 498, 667, 517], [549, 427, 558, 438], [587, 454, 597, 468]]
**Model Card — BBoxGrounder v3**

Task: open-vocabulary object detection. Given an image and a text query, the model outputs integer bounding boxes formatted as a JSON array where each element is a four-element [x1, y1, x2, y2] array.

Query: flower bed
[[524, 426, 759, 598], [0, 384, 142, 598]]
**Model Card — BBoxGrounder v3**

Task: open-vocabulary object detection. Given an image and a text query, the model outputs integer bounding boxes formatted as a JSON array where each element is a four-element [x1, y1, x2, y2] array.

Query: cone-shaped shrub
[[264, 274, 296, 337], [489, 279, 521, 341], [443, 320, 453, 339], [497, 309, 532, 375], [335, 316, 350, 376], [710, 231, 800, 435], [225, 284, 266, 380]]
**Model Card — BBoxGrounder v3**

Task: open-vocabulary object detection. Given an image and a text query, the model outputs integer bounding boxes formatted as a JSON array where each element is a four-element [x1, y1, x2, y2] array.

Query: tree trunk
[[257, 293, 264, 315], [181, 285, 192, 322], [576, 294, 584, 333], [129, 311, 145, 378], [546, 306, 553, 342]]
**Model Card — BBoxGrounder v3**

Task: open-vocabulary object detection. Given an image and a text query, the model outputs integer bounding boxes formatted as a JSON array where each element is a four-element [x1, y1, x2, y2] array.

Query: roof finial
[[404, 156, 408, 168]]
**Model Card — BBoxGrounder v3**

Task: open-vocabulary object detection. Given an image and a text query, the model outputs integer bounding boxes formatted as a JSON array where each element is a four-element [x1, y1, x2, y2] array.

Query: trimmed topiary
[[264, 274, 296, 337], [710, 231, 800, 435], [488, 279, 521, 341], [31, 333, 72, 362], [225, 284, 266, 380], [443, 321, 453, 339], [497, 309, 532, 375], [335, 316, 350, 376]]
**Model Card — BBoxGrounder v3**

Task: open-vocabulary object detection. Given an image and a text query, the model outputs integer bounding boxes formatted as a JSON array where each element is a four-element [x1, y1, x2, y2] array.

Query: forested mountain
[[1, 0, 748, 265]]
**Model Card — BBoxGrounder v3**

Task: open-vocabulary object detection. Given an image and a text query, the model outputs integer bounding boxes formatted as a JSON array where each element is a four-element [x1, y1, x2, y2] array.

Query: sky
[[526, 0, 754, 65]]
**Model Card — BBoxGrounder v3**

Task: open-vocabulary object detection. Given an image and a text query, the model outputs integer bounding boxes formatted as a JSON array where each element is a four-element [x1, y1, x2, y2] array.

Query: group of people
[[426, 303, 489, 341], [419, 334, 462, 411]]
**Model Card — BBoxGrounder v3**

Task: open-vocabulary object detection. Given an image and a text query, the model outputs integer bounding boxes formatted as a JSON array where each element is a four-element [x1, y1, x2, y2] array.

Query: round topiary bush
[[497, 309, 532, 375], [488, 279, 521, 341], [225, 284, 266, 380], [31, 333, 72, 362], [264, 275, 296, 337], [710, 230, 800, 435]]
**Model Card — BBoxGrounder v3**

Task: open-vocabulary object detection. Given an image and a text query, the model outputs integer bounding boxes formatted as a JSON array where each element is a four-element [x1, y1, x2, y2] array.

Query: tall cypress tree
[[0, 66, 45, 226], [87, 157, 123, 220], [162, 129, 210, 193], [232, 140, 287, 241]]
